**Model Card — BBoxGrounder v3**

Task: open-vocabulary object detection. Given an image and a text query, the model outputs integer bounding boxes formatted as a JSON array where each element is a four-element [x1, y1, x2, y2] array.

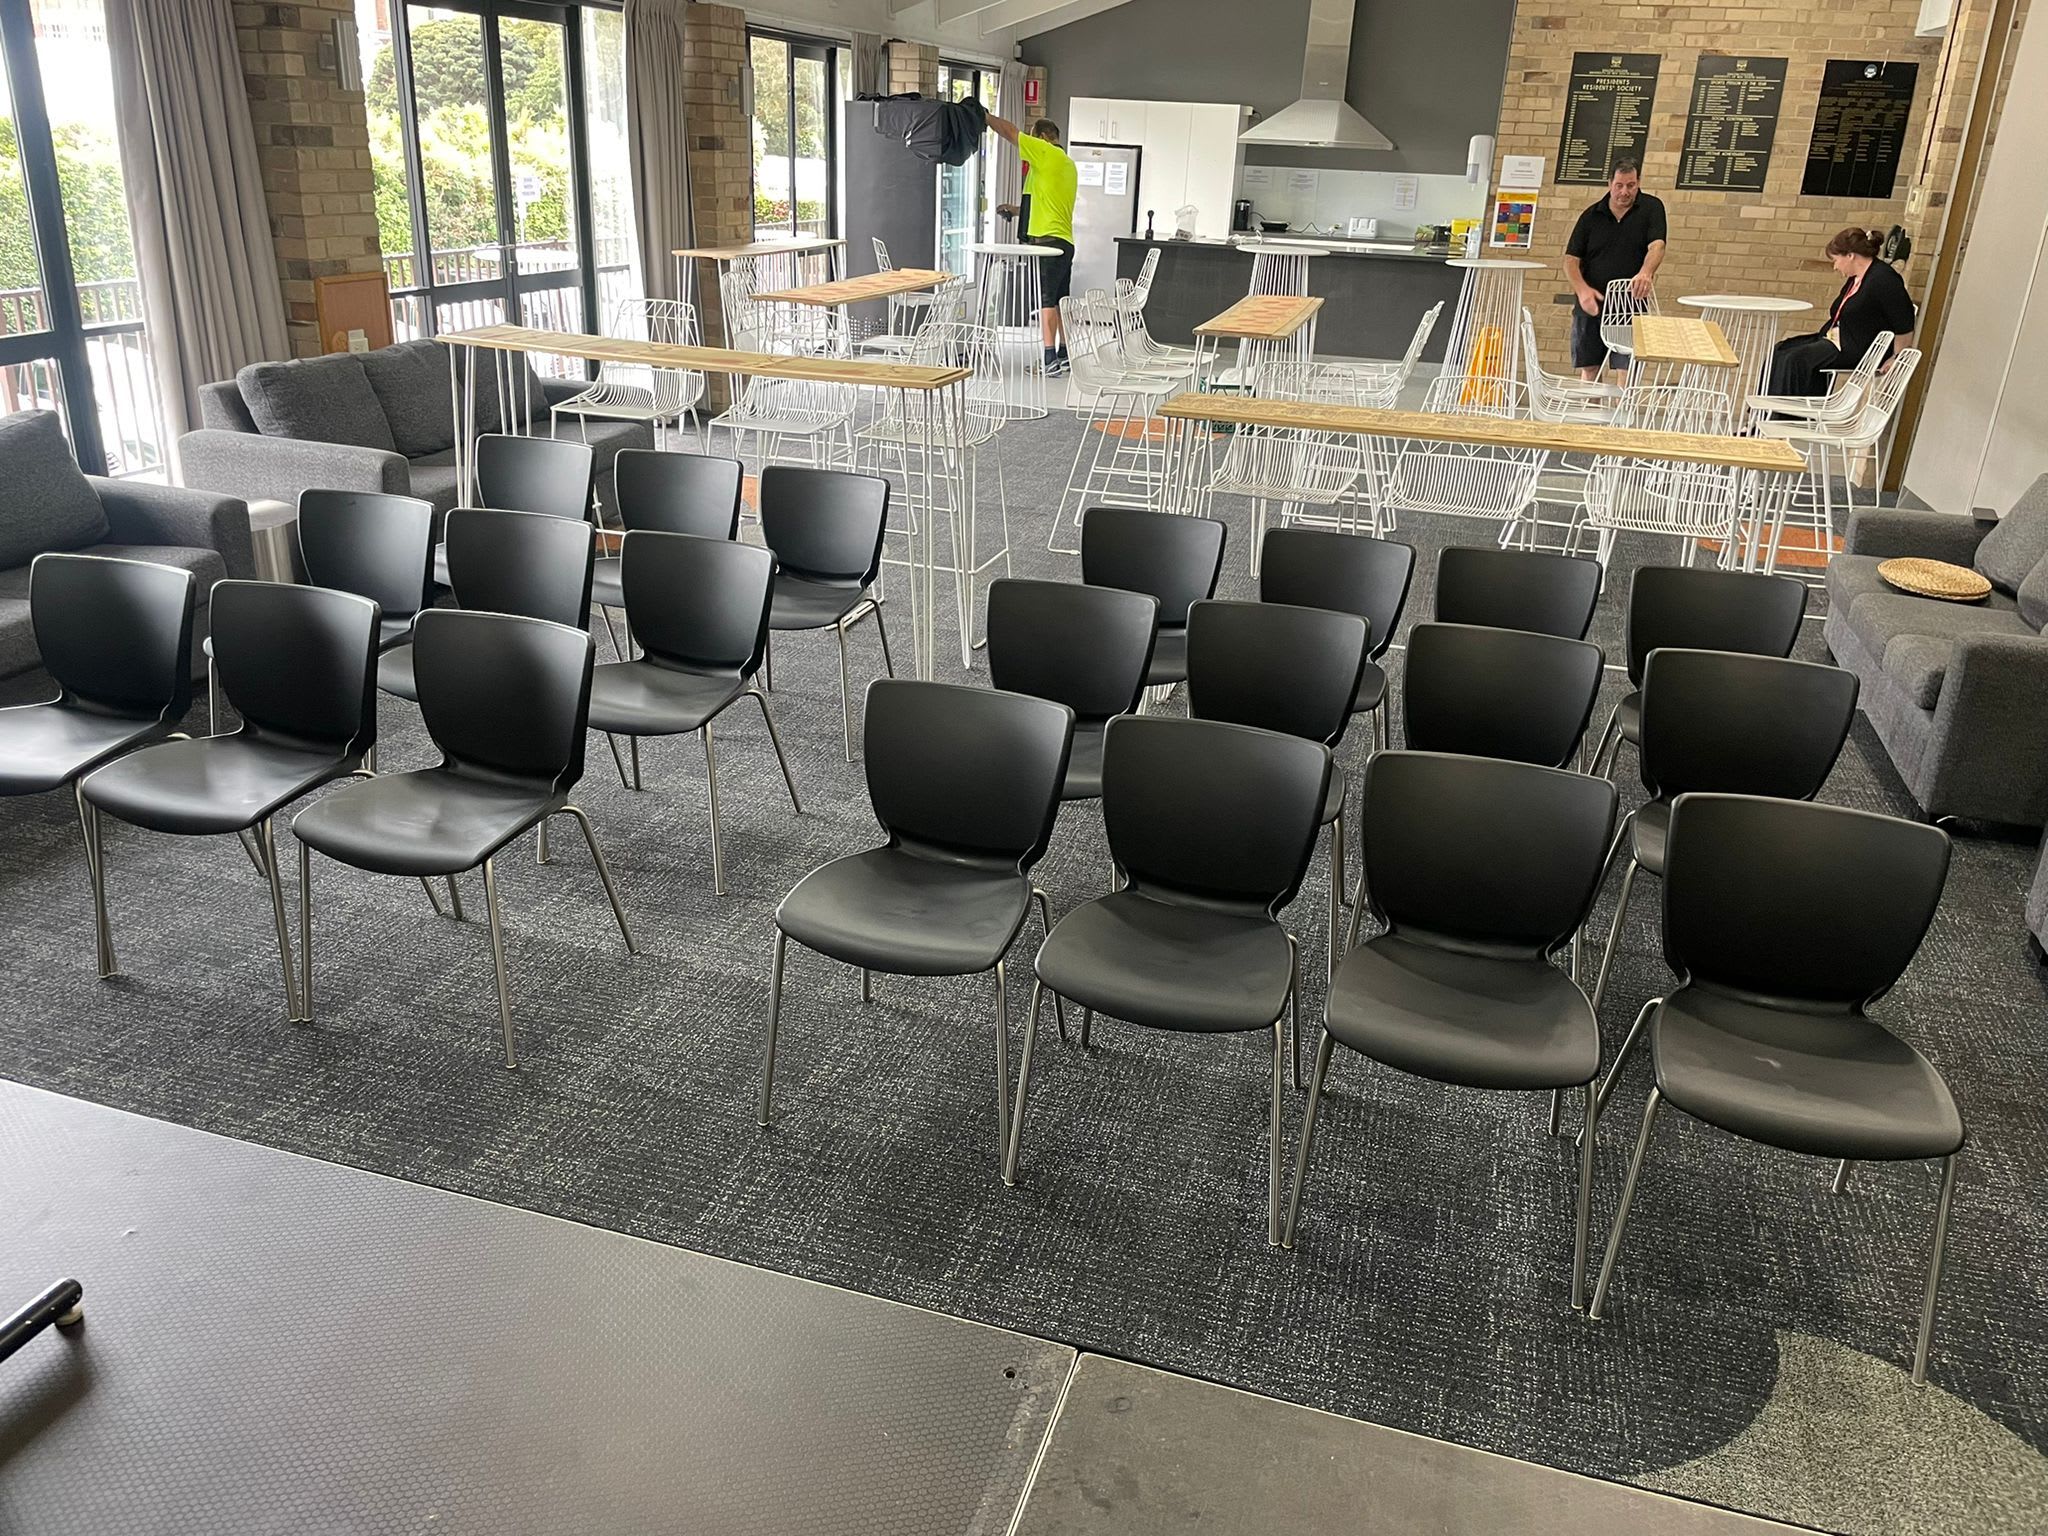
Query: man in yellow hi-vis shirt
[[989, 113, 1076, 375]]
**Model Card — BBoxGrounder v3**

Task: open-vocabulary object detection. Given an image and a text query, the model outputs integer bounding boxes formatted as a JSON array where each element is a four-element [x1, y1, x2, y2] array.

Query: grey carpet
[[2, 407, 2044, 1536]]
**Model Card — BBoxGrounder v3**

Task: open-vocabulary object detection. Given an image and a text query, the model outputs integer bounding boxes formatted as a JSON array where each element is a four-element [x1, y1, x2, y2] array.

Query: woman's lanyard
[[1826, 268, 1865, 348]]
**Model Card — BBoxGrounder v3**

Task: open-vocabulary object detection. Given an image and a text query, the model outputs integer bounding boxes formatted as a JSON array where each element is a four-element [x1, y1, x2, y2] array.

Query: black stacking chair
[[0, 554, 195, 974], [1012, 716, 1331, 1243], [759, 680, 1072, 1170], [430, 433, 596, 586], [1402, 622, 1603, 768], [590, 449, 746, 612], [985, 578, 1158, 806], [81, 581, 379, 1020], [1585, 650, 1859, 1034], [382, 507, 596, 705], [1186, 599, 1368, 999], [1588, 567, 1808, 779], [1286, 752, 1617, 1304], [1258, 527, 1416, 753], [1589, 794, 1962, 1385], [293, 609, 634, 1068], [587, 531, 800, 895], [758, 465, 894, 762], [1079, 506, 1227, 691], [1434, 546, 1602, 640]]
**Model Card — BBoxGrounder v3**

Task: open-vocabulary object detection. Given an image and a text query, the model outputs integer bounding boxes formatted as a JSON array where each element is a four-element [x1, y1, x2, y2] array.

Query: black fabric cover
[[873, 96, 988, 167]]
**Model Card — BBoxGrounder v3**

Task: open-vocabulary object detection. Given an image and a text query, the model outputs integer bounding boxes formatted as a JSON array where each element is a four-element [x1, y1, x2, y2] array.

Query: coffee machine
[[1232, 198, 1256, 234]]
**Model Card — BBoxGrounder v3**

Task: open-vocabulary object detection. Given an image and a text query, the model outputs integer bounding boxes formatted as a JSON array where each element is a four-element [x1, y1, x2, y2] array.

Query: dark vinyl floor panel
[[2, 407, 2045, 1535]]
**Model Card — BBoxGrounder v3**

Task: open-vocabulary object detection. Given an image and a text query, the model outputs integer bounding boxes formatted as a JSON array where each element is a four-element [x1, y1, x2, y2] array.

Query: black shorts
[[1570, 306, 1609, 370], [1038, 237, 1075, 310]]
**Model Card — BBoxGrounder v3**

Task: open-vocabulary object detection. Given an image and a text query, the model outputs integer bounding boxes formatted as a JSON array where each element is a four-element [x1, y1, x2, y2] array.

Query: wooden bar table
[[1628, 314, 1740, 394], [753, 269, 952, 358], [436, 325, 973, 680], [1160, 296, 1325, 512], [672, 237, 844, 314], [1677, 294, 1814, 412]]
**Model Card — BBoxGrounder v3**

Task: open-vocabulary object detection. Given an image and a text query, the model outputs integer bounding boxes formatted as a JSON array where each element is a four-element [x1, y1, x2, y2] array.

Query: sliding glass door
[[936, 62, 999, 276], [749, 30, 836, 241]]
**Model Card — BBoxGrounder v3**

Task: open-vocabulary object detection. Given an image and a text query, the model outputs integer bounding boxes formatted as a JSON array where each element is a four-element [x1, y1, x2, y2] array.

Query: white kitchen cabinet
[[1137, 104, 1191, 229], [1066, 97, 1246, 241]]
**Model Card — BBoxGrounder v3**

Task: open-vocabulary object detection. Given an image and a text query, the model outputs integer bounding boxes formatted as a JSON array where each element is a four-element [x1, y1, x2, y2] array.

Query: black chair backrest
[[1435, 546, 1602, 640], [1186, 599, 1367, 748], [1362, 750, 1617, 959], [1258, 527, 1415, 661], [474, 433, 595, 522], [614, 449, 745, 540], [1663, 794, 1949, 1009], [29, 553, 195, 722], [862, 679, 1072, 870], [1101, 715, 1331, 915], [985, 578, 1158, 726], [211, 580, 380, 758], [1402, 622, 1603, 768], [412, 608, 593, 792], [1637, 649, 1857, 803], [758, 465, 890, 588], [1080, 506, 1226, 632], [621, 531, 772, 679], [297, 489, 435, 622], [1624, 566, 1808, 685], [443, 507, 595, 630]]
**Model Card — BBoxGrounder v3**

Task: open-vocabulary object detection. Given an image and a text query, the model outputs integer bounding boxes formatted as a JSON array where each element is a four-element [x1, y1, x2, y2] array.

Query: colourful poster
[[1490, 194, 1537, 249]]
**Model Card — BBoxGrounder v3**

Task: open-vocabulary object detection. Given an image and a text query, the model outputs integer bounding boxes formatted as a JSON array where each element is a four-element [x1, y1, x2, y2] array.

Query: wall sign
[[1490, 194, 1538, 249], [1802, 60, 1919, 198], [1556, 52, 1661, 186], [1677, 54, 1788, 192], [1024, 76, 1041, 109]]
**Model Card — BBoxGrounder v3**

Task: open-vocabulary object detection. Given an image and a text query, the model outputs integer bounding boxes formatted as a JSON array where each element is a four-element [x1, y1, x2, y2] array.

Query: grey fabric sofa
[[0, 410, 253, 703], [2028, 832, 2048, 958], [1823, 474, 2048, 828], [176, 339, 653, 525]]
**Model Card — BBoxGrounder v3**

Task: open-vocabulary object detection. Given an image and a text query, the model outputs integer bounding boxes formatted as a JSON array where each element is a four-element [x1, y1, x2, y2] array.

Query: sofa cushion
[[404, 449, 462, 517], [0, 411, 110, 569], [0, 544, 224, 682], [2019, 554, 2048, 632], [358, 339, 460, 458], [237, 354, 398, 453], [1847, 591, 2036, 709], [1973, 473, 2048, 594]]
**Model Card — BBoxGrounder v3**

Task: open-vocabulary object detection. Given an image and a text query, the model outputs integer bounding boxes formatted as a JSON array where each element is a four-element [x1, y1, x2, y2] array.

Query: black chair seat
[[1350, 659, 1388, 717], [1035, 891, 1294, 1033], [770, 577, 869, 632], [1061, 725, 1106, 801], [1651, 986, 1965, 1160], [293, 769, 562, 877], [377, 643, 419, 703], [84, 737, 352, 837], [775, 848, 1030, 976], [1632, 799, 1671, 877], [0, 706, 166, 796], [590, 555, 625, 610], [1615, 688, 1641, 746], [1144, 628, 1187, 687], [1320, 761, 1349, 827], [587, 662, 744, 737], [1325, 933, 1599, 1090]]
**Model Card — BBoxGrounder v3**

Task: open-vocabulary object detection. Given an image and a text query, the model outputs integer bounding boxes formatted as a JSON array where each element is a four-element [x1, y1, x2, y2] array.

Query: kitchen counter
[[1114, 237, 1470, 361]]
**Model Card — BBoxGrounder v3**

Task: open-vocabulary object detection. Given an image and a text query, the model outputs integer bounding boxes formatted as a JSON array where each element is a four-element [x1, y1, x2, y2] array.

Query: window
[[0, 0, 164, 477], [749, 30, 836, 241], [937, 62, 1000, 276]]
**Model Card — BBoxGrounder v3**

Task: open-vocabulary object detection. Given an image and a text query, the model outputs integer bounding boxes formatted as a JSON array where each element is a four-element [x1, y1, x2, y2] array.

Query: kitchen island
[[1114, 236, 1468, 362]]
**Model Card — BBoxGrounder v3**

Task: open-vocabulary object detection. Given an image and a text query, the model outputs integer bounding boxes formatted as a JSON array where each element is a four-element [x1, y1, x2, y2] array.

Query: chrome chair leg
[[629, 736, 642, 792], [872, 599, 896, 678], [236, 827, 269, 879], [1029, 888, 1067, 1041], [537, 820, 550, 865], [1589, 1086, 1662, 1319], [447, 875, 464, 921], [1282, 1033, 1336, 1249], [1832, 1159, 1853, 1194], [1268, 1015, 1286, 1247], [860, 967, 872, 1003], [560, 805, 635, 952], [759, 930, 788, 1127], [1548, 1091, 1563, 1138], [748, 687, 802, 812], [1286, 933, 1302, 1090], [1589, 857, 1640, 1015], [207, 655, 220, 735], [1080, 1008, 1092, 1049], [480, 857, 517, 1068], [702, 721, 726, 896], [1571, 1080, 1598, 1309], [74, 781, 116, 978], [298, 841, 313, 1022], [1003, 977, 1043, 1187], [605, 732, 634, 791], [259, 818, 302, 1023], [1914, 1154, 1959, 1386], [835, 622, 855, 763], [597, 605, 627, 663], [1325, 816, 1342, 987], [1591, 998, 1658, 1126], [991, 961, 1011, 1161]]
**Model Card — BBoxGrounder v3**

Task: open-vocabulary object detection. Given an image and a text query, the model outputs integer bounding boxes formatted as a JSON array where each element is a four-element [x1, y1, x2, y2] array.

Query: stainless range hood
[[1239, 0, 1394, 151]]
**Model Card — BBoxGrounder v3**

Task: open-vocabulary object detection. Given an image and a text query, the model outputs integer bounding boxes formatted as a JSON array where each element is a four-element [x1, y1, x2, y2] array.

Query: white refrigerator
[[1067, 142, 1142, 301]]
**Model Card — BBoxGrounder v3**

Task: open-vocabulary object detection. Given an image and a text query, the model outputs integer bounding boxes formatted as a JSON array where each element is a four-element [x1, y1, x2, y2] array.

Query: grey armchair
[[1823, 476, 2048, 828]]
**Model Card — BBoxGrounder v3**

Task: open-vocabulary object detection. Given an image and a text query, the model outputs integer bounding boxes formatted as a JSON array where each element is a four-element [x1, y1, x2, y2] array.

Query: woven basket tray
[[1878, 557, 1992, 602]]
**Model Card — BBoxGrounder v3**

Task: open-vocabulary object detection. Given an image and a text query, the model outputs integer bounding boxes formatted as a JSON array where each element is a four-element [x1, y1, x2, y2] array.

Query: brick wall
[[681, 4, 749, 401], [887, 40, 939, 97], [233, 2, 383, 359]]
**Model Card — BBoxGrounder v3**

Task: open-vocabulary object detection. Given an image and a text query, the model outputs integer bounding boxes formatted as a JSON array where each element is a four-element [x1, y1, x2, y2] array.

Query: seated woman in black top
[[1768, 226, 1917, 396]]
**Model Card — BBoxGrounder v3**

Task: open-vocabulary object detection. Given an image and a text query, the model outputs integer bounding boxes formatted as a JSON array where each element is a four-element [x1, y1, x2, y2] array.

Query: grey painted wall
[[1020, 0, 1514, 177]]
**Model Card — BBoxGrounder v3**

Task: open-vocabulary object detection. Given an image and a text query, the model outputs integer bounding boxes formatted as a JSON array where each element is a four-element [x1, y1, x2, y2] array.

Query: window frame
[[747, 26, 840, 243]]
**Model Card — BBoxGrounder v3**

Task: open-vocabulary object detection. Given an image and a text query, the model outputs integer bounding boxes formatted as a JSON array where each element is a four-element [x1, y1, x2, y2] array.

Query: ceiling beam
[[975, 0, 1138, 37], [935, 0, 1011, 20]]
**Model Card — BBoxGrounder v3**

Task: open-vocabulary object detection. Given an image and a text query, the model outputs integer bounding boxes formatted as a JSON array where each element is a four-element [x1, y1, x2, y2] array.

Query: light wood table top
[[755, 270, 952, 307], [1192, 295, 1325, 342], [1631, 315, 1740, 368], [1157, 393, 1806, 473], [436, 325, 969, 391], [673, 237, 845, 261]]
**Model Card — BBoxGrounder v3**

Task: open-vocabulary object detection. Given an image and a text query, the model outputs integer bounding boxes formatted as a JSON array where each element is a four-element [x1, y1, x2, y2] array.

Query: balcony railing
[[382, 240, 641, 377], [1, 277, 167, 481]]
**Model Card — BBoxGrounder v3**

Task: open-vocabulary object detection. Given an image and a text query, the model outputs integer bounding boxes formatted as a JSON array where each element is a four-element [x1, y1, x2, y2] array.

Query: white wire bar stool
[[549, 298, 708, 453], [1203, 360, 1371, 573], [1382, 372, 1549, 546], [1598, 277, 1659, 377], [1518, 306, 1625, 552], [972, 243, 1055, 420], [1441, 258, 1543, 385], [1052, 291, 1186, 552], [1114, 248, 1201, 371], [858, 272, 973, 358], [1579, 384, 1742, 571]]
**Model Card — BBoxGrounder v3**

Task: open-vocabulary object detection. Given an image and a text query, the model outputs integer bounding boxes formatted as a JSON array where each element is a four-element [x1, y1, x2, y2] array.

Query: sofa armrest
[[1921, 633, 2048, 826], [177, 429, 411, 508], [539, 377, 587, 408], [90, 477, 257, 582], [1844, 507, 1991, 564]]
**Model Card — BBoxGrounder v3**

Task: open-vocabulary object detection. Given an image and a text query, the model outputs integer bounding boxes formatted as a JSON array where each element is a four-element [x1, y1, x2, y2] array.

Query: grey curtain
[[851, 31, 886, 98], [106, 0, 290, 451], [625, 0, 693, 302], [996, 64, 1026, 210]]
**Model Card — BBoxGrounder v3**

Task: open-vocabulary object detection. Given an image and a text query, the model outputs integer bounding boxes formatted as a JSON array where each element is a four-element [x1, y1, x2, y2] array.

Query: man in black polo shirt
[[1563, 158, 1667, 380]]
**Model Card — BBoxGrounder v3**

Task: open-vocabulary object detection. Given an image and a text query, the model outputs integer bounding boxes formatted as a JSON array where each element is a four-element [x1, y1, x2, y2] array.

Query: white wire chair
[[1515, 307, 1626, 555], [858, 272, 973, 357], [549, 298, 708, 452], [1599, 277, 1659, 372], [1113, 248, 1200, 371], [1204, 359, 1371, 572], [872, 235, 941, 340], [1322, 301, 1444, 409], [1579, 384, 1741, 571], [1745, 330, 1892, 433], [1382, 373, 1548, 545], [1052, 290, 1185, 552]]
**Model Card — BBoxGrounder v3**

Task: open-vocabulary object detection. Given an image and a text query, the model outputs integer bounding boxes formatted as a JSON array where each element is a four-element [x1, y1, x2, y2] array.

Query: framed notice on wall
[[1555, 52, 1660, 186], [1677, 54, 1788, 192], [1490, 194, 1537, 249], [1801, 60, 1919, 198]]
